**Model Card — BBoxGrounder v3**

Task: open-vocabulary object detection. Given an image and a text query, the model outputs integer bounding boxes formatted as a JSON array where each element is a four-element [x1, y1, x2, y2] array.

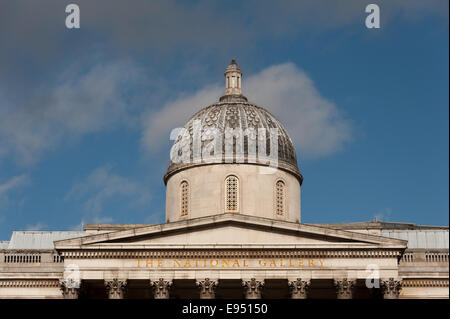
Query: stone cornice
[[57, 244, 398, 250], [402, 279, 449, 288], [59, 248, 403, 259], [0, 280, 60, 288], [164, 161, 303, 185], [312, 221, 449, 231], [1, 250, 54, 253]]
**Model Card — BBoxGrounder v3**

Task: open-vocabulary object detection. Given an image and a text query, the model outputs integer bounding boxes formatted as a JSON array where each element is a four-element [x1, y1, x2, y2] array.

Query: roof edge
[[308, 221, 449, 230]]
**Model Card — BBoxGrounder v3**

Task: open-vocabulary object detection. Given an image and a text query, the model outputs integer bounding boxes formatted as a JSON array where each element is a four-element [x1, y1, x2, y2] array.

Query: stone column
[[288, 279, 311, 299], [60, 279, 81, 299], [381, 278, 402, 299], [105, 279, 127, 299], [334, 279, 356, 299], [242, 278, 264, 299], [151, 278, 172, 299], [196, 278, 217, 299]]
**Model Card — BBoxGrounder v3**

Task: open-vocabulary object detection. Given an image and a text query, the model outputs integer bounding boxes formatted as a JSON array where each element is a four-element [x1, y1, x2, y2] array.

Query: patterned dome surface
[[164, 95, 302, 184]]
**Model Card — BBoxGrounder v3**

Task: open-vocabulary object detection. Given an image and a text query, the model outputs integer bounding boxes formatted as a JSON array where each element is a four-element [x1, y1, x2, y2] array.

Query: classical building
[[0, 60, 448, 299]]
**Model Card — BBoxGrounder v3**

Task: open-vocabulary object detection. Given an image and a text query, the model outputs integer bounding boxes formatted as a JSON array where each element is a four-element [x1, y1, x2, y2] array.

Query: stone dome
[[164, 60, 302, 185]]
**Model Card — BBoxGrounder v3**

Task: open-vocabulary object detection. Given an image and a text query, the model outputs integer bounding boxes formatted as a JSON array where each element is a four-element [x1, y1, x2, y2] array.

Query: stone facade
[[0, 60, 447, 299], [0, 216, 447, 299]]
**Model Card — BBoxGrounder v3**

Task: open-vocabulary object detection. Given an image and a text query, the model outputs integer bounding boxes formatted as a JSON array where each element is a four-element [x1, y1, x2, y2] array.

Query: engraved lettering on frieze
[[137, 258, 325, 269]]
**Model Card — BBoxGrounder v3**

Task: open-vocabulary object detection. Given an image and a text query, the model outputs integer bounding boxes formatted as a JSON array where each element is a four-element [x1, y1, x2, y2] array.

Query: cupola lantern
[[224, 59, 242, 96]]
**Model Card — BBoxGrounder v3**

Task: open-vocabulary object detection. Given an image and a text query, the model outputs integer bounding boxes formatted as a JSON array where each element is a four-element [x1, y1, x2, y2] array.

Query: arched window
[[180, 181, 189, 217], [275, 180, 285, 216], [225, 175, 239, 213]]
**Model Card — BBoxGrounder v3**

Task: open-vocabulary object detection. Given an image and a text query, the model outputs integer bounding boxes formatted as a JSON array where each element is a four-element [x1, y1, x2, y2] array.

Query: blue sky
[[0, 0, 448, 239]]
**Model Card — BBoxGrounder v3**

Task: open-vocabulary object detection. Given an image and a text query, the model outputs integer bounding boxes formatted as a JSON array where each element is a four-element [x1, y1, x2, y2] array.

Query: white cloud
[[247, 0, 448, 34], [0, 175, 29, 216], [1, 0, 445, 166], [25, 222, 48, 231], [68, 216, 115, 232], [0, 174, 29, 196], [141, 84, 223, 152], [245, 63, 352, 159], [69, 220, 85, 231], [2, 1, 446, 62], [0, 60, 141, 165], [65, 164, 151, 215], [142, 62, 352, 159], [373, 207, 393, 222], [144, 212, 165, 225]]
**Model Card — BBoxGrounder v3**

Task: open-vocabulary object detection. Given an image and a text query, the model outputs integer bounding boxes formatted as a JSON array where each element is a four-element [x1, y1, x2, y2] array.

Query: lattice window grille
[[225, 176, 239, 212], [180, 181, 189, 217], [276, 180, 285, 216]]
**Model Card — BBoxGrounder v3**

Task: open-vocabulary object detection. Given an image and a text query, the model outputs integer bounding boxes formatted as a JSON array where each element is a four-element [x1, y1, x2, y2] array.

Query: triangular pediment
[[54, 214, 407, 250]]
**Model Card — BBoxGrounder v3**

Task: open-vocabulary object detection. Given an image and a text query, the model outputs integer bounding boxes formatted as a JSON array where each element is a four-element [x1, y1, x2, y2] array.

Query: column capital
[[381, 278, 402, 299], [151, 278, 172, 299], [333, 278, 356, 299], [105, 278, 127, 299], [288, 278, 311, 299], [242, 278, 264, 299], [60, 278, 81, 299], [196, 278, 217, 299]]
